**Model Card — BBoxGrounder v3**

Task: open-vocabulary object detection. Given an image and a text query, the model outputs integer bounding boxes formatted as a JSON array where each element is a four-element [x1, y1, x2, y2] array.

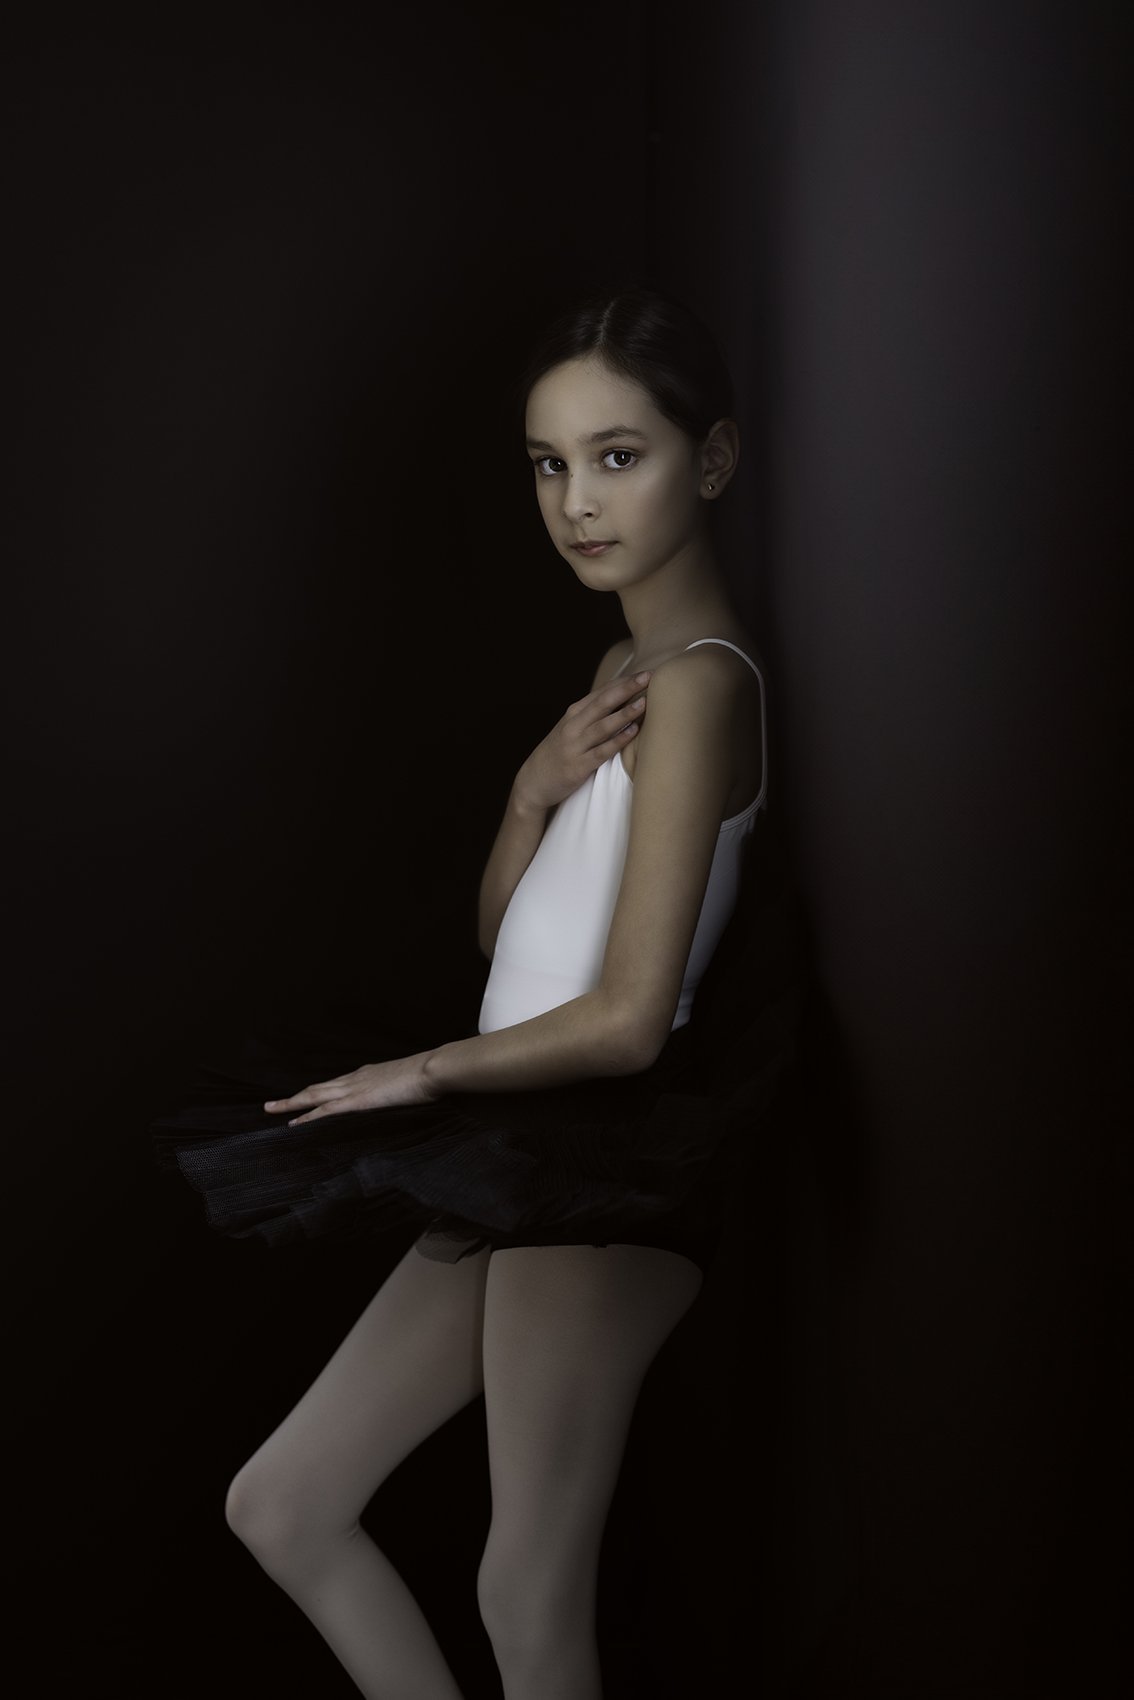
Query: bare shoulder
[[679, 631, 765, 689], [657, 636, 759, 691], [636, 640, 759, 738], [631, 645, 744, 755], [625, 636, 763, 812], [589, 636, 635, 691]]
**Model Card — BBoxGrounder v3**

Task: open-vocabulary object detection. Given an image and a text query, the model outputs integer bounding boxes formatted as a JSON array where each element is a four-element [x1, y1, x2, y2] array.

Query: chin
[[572, 565, 632, 595], [563, 551, 614, 584]]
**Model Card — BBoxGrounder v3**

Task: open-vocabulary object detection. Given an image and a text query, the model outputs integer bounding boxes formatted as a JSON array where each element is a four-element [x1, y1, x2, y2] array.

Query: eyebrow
[[525, 425, 649, 451]]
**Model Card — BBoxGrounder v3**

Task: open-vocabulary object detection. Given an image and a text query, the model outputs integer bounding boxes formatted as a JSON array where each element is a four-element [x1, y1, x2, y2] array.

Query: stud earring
[[707, 482, 715, 492]]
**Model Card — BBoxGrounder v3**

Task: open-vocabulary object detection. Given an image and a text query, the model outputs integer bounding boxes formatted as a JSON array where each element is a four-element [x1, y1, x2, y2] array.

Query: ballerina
[[158, 285, 780, 1699]]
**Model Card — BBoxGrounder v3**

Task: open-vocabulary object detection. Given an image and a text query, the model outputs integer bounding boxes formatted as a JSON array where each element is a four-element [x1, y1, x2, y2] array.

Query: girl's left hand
[[264, 1051, 441, 1125]]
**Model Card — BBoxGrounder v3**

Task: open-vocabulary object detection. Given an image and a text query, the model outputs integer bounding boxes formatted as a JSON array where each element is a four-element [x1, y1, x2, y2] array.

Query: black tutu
[[151, 845, 802, 1269]]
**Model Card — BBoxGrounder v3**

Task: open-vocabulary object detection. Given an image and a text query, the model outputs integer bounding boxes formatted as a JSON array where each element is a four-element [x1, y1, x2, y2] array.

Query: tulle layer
[[151, 992, 797, 1258]]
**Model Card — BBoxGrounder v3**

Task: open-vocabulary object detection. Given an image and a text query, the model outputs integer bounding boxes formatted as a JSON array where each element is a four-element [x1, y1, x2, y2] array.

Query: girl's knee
[[224, 1458, 358, 1580], [477, 1534, 591, 1665], [224, 1460, 302, 1564]]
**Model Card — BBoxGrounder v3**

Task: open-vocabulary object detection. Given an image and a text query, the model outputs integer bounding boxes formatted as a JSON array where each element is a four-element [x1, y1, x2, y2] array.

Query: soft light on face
[[523, 357, 705, 589]]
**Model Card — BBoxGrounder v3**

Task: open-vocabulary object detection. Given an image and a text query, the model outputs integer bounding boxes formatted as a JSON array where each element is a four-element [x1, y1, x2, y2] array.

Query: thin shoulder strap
[[683, 638, 769, 810], [683, 636, 761, 675]]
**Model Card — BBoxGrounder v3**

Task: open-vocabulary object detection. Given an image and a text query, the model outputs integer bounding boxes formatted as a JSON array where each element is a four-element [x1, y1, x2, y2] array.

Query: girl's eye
[[532, 449, 637, 476]]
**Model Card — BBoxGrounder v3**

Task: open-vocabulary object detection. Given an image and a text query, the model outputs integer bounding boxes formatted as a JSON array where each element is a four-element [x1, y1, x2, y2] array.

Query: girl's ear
[[700, 418, 740, 498]]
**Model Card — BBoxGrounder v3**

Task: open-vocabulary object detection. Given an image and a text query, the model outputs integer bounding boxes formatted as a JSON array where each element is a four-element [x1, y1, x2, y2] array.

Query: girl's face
[[524, 356, 706, 591]]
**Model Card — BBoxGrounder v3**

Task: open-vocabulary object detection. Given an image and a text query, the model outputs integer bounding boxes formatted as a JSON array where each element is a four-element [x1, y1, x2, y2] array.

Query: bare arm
[[476, 640, 645, 958]]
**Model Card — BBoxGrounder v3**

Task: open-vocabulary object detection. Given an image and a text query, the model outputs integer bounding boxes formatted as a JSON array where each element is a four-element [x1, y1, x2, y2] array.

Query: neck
[[617, 539, 735, 662]]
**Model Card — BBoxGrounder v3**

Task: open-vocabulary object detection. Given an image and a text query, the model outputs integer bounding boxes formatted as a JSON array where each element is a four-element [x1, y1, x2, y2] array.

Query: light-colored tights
[[225, 1240, 703, 1700]]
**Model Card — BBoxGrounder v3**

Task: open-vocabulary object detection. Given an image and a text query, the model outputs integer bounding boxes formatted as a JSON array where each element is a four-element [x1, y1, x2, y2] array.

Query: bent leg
[[225, 1241, 489, 1700], [478, 1244, 703, 1700]]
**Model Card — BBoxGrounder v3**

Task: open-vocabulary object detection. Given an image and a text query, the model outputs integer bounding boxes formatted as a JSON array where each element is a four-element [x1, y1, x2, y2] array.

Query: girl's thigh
[[229, 1241, 490, 1528], [480, 1243, 703, 1562]]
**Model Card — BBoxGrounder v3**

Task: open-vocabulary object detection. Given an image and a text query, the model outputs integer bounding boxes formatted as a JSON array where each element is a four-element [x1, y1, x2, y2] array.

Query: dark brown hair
[[518, 285, 734, 443]]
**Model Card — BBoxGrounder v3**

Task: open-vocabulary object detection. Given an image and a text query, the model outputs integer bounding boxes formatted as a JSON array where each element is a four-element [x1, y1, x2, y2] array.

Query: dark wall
[[656, 2, 1127, 1693], [4, 13, 657, 1697], [7, 6, 1126, 1697]]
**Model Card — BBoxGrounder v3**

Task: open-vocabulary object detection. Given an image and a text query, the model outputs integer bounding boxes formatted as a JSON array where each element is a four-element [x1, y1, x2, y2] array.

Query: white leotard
[[478, 639, 767, 1035]]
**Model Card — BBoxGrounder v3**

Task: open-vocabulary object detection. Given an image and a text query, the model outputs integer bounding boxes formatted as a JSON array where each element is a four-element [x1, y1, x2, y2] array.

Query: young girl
[[156, 286, 790, 1700]]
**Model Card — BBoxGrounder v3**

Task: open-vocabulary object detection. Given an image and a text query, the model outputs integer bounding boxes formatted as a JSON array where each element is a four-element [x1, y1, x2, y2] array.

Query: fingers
[[263, 1087, 357, 1126], [572, 692, 644, 759], [264, 1078, 352, 1113], [600, 693, 646, 735], [285, 1100, 354, 1126], [569, 670, 652, 720], [575, 674, 651, 745], [597, 670, 651, 710], [590, 723, 641, 765]]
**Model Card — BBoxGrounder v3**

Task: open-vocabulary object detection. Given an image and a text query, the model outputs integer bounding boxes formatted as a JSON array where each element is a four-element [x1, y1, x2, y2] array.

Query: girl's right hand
[[514, 672, 652, 811]]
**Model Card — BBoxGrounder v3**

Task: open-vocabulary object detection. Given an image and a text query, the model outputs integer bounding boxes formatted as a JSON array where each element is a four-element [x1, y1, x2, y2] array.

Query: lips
[[571, 540, 617, 557]]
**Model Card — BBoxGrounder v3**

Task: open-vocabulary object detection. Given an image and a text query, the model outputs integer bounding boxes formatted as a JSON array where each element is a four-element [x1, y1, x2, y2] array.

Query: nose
[[562, 471, 599, 525]]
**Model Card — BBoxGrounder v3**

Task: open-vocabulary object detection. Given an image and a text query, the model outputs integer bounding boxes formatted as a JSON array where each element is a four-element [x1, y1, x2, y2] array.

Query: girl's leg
[[224, 1241, 490, 1700], [477, 1244, 703, 1700]]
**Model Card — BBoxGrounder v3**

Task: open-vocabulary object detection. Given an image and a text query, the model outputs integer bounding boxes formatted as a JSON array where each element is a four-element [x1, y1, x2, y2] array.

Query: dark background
[[5, 4, 1127, 1695]]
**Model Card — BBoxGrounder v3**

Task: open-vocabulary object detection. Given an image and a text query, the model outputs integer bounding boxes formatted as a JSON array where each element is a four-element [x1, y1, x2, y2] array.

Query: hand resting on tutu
[[266, 1053, 442, 1125]]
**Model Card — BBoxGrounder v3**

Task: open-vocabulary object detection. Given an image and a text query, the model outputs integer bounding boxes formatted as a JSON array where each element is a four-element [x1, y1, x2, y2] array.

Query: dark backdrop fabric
[[655, 3, 1129, 1694], [5, 5, 1127, 1696]]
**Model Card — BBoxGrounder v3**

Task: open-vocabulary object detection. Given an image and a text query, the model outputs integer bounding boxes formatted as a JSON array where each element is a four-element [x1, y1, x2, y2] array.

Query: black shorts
[[411, 1147, 727, 1276]]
